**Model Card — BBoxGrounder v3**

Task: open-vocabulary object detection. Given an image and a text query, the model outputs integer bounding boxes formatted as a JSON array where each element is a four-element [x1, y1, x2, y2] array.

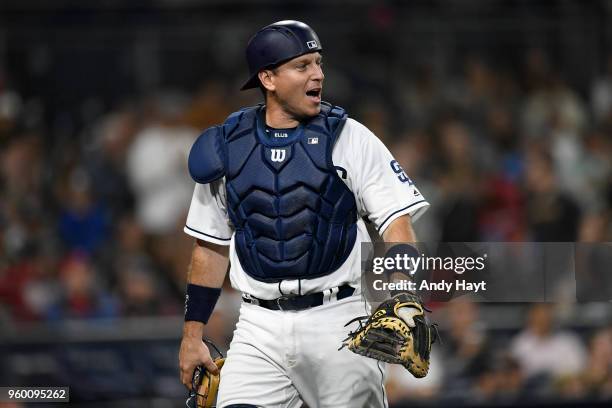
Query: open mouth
[[306, 88, 322, 102]]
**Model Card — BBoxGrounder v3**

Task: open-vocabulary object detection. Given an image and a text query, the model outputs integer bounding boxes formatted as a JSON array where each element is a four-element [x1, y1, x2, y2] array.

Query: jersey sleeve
[[335, 119, 429, 235], [184, 179, 233, 245]]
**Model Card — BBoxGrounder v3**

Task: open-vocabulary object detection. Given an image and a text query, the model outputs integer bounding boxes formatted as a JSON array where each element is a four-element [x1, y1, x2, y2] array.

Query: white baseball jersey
[[184, 117, 429, 299]]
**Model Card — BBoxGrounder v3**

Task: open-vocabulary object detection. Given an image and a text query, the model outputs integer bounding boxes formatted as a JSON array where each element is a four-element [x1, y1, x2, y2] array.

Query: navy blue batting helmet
[[240, 20, 323, 91]]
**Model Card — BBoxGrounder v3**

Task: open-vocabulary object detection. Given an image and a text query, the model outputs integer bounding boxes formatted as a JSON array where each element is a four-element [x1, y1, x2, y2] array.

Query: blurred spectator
[[485, 103, 521, 176], [18, 242, 62, 321], [440, 298, 493, 394], [566, 128, 612, 211], [523, 48, 551, 94], [510, 304, 587, 381], [591, 54, 612, 124], [358, 101, 391, 144], [1, 134, 48, 257], [46, 252, 118, 320], [578, 212, 611, 242], [117, 259, 174, 317], [182, 81, 232, 130], [470, 353, 525, 403], [579, 327, 612, 399], [55, 167, 109, 254], [524, 148, 581, 241], [111, 214, 180, 315], [85, 108, 138, 218], [114, 214, 149, 260], [1, 134, 44, 200], [447, 56, 496, 127], [575, 213, 612, 302], [478, 175, 525, 241], [521, 70, 587, 139], [398, 63, 442, 129], [0, 74, 22, 137], [433, 118, 481, 241], [0, 242, 60, 321], [126, 91, 197, 235], [385, 351, 443, 404]]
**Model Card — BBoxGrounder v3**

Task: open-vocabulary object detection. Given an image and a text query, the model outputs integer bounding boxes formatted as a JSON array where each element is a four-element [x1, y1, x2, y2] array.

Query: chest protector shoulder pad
[[188, 102, 358, 283], [188, 108, 248, 183]]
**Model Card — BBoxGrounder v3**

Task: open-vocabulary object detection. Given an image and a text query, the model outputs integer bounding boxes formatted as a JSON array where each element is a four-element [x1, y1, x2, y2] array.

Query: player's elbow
[[195, 239, 230, 258]]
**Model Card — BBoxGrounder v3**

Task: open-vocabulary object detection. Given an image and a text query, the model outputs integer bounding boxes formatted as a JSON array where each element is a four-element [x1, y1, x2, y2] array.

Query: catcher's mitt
[[340, 292, 438, 378], [186, 339, 225, 408]]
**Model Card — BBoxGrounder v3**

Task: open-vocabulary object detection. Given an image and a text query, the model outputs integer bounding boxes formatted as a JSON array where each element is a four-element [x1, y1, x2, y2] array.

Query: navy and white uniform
[[185, 103, 428, 408]]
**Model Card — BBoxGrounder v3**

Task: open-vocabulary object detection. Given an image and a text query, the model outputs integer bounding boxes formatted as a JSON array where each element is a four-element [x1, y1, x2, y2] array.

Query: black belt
[[242, 284, 355, 311]]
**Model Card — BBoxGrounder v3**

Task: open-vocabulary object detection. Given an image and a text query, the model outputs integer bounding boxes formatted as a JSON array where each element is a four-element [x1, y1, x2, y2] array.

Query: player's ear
[[258, 70, 276, 92]]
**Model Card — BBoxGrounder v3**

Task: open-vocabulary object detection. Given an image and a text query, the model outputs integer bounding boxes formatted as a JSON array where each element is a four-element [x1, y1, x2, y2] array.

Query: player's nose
[[311, 64, 324, 82]]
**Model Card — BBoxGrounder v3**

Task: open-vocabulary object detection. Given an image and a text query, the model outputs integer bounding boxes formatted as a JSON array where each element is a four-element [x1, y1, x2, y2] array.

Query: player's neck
[[264, 101, 300, 129]]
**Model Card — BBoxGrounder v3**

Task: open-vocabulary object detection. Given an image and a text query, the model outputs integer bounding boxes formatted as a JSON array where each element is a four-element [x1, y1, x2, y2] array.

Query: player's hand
[[179, 328, 220, 390]]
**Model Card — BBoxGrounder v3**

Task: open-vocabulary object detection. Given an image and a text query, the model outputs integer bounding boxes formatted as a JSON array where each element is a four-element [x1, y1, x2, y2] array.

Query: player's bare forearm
[[179, 239, 229, 387], [183, 239, 229, 338], [187, 239, 229, 286], [382, 214, 417, 243]]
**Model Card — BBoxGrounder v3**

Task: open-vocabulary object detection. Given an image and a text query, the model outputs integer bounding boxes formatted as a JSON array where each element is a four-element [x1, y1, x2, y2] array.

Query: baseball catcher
[[341, 292, 438, 378], [180, 19, 434, 407]]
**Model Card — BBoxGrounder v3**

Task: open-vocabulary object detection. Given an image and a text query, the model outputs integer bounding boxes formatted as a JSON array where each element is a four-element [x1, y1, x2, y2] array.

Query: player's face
[[268, 52, 324, 119]]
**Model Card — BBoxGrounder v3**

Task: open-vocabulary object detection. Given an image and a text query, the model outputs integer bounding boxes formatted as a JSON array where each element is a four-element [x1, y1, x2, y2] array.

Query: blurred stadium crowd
[[1, 1, 612, 406]]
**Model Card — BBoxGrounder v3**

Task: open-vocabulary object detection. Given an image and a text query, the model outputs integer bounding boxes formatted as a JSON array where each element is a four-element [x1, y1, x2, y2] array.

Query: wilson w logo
[[271, 149, 286, 162]]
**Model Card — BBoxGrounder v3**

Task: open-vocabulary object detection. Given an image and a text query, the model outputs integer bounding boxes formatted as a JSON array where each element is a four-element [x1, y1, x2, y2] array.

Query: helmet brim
[[240, 74, 261, 91]]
